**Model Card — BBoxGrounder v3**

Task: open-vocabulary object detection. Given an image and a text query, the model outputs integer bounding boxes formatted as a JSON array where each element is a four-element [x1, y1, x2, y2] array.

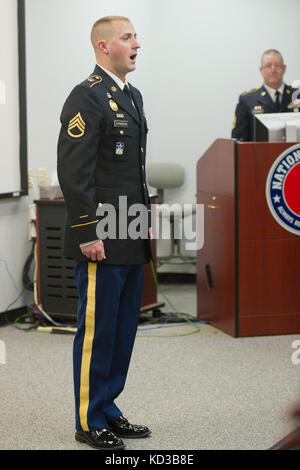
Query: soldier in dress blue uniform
[[232, 49, 298, 141], [57, 16, 152, 450]]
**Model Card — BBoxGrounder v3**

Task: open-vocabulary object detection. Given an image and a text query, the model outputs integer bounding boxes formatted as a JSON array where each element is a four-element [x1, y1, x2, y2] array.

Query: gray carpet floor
[[0, 283, 299, 450]]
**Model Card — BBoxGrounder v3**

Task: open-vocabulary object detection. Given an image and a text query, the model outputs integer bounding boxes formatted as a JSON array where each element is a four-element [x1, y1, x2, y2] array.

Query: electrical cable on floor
[[36, 260, 202, 337], [0, 250, 72, 331], [30, 244, 202, 336], [1, 282, 38, 328], [0, 258, 41, 330], [13, 312, 40, 332], [2, 250, 202, 337], [22, 238, 36, 292]]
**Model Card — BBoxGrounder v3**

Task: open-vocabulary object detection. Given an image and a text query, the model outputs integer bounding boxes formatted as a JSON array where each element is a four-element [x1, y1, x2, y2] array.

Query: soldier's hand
[[80, 240, 106, 262]]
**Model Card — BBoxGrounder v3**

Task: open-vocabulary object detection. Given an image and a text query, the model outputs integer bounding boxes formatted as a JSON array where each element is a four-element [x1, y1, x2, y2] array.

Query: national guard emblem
[[67, 112, 86, 138], [109, 99, 119, 112], [115, 142, 125, 155], [266, 143, 300, 235]]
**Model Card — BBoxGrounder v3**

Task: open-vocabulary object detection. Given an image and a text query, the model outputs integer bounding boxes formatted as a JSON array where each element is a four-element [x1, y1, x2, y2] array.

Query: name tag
[[114, 120, 128, 128]]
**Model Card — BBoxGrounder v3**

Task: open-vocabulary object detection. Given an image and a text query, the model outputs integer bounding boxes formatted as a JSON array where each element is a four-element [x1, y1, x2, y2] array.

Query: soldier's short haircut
[[261, 49, 284, 64], [91, 16, 130, 50]]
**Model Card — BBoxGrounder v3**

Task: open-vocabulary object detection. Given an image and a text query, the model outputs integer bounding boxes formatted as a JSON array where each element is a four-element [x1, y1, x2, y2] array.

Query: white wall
[[149, 0, 300, 202], [1, 0, 299, 311], [25, 0, 300, 203], [24, 0, 154, 173], [0, 198, 30, 312]]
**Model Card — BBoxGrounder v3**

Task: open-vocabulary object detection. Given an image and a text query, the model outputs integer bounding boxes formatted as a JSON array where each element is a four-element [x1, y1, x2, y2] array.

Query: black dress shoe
[[108, 417, 151, 438], [75, 428, 125, 450]]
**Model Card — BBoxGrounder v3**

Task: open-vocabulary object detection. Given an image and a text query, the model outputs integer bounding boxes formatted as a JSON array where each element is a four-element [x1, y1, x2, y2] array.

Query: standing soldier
[[57, 16, 152, 450]]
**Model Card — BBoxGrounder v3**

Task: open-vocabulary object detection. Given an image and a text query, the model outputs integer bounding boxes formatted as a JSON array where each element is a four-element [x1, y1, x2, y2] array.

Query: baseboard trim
[[157, 272, 196, 284]]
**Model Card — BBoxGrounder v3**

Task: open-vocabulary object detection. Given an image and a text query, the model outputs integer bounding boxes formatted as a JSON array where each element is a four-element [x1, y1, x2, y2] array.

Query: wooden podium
[[196, 139, 300, 337]]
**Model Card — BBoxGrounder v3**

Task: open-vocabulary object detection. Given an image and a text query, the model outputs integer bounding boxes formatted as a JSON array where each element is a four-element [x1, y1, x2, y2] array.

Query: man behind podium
[[232, 49, 297, 141]]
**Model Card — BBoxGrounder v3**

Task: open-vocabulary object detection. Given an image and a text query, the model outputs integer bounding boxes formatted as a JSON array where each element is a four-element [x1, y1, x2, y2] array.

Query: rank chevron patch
[[68, 112, 86, 138]]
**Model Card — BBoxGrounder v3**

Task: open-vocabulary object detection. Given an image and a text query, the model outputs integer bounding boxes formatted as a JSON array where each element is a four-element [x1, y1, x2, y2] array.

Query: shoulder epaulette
[[81, 75, 103, 88], [241, 87, 259, 96]]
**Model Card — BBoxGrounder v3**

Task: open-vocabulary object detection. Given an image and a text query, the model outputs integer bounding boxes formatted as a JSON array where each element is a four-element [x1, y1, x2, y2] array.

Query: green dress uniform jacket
[[57, 65, 151, 265], [231, 84, 297, 141]]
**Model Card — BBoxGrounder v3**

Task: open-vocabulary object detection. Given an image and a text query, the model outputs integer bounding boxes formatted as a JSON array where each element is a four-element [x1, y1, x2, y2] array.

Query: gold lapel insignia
[[109, 99, 119, 112], [286, 89, 291, 94], [111, 86, 118, 92], [261, 91, 266, 96], [67, 112, 86, 138]]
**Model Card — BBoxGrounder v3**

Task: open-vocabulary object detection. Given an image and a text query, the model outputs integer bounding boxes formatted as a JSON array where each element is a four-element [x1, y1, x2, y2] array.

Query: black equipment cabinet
[[36, 200, 78, 319]]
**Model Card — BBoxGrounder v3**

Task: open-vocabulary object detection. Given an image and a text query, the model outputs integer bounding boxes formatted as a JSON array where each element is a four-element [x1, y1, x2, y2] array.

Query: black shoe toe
[[108, 417, 151, 439], [75, 428, 125, 450]]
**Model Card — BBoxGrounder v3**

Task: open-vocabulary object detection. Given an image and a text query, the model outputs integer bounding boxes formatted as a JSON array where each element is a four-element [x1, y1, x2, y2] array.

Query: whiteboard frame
[[0, 0, 28, 199]]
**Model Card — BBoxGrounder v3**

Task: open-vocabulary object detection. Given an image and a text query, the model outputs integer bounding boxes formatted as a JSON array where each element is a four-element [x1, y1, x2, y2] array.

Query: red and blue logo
[[266, 143, 300, 235]]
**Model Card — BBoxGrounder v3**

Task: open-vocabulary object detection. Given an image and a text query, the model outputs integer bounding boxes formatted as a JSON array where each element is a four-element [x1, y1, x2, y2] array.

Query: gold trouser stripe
[[79, 262, 97, 431]]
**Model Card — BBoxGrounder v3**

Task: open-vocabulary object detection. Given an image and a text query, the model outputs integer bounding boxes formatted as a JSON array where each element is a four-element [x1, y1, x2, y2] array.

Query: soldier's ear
[[97, 40, 108, 54]]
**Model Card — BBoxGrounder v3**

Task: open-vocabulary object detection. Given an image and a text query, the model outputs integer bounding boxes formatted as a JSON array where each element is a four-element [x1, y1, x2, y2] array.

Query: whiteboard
[[0, 0, 27, 199]]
